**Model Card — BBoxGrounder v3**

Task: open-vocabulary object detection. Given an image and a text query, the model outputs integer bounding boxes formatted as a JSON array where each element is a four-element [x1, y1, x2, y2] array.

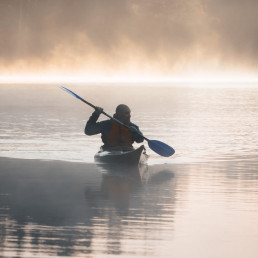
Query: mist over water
[[1, 83, 258, 257], [1, 0, 258, 79]]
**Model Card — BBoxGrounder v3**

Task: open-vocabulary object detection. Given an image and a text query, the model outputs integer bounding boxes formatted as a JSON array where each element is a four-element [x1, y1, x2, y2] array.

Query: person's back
[[85, 104, 144, 148]]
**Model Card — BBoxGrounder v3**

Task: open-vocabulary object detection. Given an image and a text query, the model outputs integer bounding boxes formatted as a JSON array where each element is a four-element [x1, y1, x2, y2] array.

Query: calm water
[[0, 84, 257, 164], [0, 83, 258, 257]]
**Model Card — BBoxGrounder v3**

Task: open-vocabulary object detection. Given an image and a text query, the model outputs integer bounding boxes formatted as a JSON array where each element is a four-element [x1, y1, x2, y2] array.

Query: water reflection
[[91, 164, 148, 216], [0, 158, 176, 257], [2, 157, 258, 257]]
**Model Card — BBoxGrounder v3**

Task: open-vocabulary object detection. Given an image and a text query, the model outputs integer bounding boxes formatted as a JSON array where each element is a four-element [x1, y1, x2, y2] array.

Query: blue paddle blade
[[59, 86, 83, 101], [148, 140, 175, 157]]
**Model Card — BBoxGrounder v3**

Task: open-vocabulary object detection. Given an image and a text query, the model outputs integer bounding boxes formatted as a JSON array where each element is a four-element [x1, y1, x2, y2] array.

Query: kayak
[[94, 145, 148, 166]]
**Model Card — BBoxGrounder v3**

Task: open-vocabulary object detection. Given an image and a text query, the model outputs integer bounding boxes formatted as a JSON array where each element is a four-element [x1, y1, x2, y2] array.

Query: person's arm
[[85, 107, 103, 135], [130, 124, 144, 143]]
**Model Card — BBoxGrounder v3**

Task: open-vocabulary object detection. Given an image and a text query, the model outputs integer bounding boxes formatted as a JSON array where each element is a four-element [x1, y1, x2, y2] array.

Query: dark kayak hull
[[94, 145, 148, 166]]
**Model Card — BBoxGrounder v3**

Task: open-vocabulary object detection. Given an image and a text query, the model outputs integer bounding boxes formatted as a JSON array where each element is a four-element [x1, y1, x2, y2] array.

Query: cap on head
[[116, 104, 130, 114], [115, 104, 131, 123]]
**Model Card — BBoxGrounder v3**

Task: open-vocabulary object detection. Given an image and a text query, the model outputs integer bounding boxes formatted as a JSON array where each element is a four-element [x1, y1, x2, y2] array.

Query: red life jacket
[[106, 120, 133, 147]]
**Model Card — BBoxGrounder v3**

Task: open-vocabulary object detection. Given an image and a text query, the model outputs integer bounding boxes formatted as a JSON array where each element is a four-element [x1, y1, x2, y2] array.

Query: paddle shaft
[[83, 99, 148, 139], [59, 86, 144, 135], [84, 100, 149, 140], [84, 100, 132, 130], [59, 86, 175, 157]]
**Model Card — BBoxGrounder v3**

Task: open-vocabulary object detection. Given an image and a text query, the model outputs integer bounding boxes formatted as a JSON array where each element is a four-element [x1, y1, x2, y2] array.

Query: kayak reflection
[[97, 162, 149, 180], [90, 164, 149, 215]]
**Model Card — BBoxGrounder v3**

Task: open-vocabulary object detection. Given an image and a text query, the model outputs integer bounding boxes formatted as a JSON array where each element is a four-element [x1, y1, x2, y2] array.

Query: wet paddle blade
[[59, 86, 96, 108], [148, 140, 175, 157], [59, 86, 84, 101]]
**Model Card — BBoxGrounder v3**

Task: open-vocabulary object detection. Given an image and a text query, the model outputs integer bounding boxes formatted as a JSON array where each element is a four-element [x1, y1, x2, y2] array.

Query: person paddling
[[85, 104, 144, 149], [60, 86, 175, 157]]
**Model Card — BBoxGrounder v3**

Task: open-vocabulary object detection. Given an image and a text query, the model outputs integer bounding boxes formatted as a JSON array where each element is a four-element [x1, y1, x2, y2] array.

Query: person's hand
[[95, 106, 103, 115]]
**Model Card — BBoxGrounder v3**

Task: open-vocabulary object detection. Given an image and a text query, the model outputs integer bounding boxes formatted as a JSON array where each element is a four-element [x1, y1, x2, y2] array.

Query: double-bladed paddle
[[59, 86, 175, 157]]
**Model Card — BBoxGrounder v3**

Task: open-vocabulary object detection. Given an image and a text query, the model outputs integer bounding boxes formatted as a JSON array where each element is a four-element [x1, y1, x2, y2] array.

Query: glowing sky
[[1, 0, 258, 82]]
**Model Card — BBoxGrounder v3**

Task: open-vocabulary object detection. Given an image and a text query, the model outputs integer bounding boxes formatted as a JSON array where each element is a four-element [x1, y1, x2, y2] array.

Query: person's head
[[115, 104, 131, 124]]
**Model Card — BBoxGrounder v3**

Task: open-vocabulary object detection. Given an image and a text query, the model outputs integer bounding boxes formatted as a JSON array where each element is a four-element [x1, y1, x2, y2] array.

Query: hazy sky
[[1, 0, 258, 81]]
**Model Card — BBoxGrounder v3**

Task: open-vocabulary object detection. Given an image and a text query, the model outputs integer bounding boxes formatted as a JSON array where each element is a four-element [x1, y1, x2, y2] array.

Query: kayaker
[[85, 104, 144, 149]]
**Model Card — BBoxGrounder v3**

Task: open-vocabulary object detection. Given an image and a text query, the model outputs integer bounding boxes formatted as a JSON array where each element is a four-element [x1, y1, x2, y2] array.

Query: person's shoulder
[[98, 119, 112, 132], [99, 119, 112, 127]]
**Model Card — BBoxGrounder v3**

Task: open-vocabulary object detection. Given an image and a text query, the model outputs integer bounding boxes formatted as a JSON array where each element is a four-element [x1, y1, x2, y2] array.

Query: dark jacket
[[85, 111, 144, 147]]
